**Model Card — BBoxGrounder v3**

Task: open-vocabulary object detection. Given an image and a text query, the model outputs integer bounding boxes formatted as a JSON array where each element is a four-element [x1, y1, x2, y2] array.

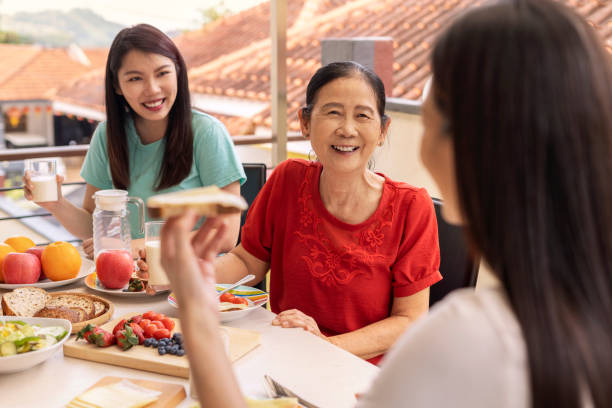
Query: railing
[[0, 134, 307, 161], [0, 136, 305, 245]]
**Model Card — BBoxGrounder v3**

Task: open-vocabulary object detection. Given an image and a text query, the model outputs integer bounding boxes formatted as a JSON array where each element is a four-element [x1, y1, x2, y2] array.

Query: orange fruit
[[4, 236, 35, 253], [41, 241, 82, 281], [0, 243, 16, 282]]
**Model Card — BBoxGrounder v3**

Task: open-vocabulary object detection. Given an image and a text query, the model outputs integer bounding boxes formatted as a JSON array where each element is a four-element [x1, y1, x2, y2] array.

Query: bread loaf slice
[[93, 301, 106, 317], [1, 287, 50, 317], [147, 185, 248, 219], [34, 306, 87, 323], [47, 294, 95, 319]]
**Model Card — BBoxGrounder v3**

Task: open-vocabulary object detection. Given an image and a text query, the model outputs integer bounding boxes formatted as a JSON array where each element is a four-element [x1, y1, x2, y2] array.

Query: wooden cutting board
[[69, 376, 186, 407], [63, 313, 260, 378]]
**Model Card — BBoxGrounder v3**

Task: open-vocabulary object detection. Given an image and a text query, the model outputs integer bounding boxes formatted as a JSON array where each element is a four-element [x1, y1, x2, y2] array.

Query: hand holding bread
[[146, 185, 247, 219]]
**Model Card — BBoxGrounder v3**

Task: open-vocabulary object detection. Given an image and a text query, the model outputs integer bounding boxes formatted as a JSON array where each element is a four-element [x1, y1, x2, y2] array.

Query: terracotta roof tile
[[39, 0, 612, 135], [0, 45, 107, 101]]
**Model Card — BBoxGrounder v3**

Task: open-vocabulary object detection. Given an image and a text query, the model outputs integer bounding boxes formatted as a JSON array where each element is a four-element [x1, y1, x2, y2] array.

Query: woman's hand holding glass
[[22, 171, 64, 209]]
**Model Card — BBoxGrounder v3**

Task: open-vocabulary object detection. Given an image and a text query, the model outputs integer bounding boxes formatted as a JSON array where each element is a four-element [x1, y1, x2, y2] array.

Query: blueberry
[[144, 338, 151, 347], [168, 347, 176, 355], [150, 339, 158, 347], [177, 349, 185, 357], [158, 347, 166, 355], [173, 333, 182, 342]]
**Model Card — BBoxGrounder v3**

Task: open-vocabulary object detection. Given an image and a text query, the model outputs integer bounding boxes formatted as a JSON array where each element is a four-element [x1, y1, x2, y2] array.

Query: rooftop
[[7, 0, 612, 133]]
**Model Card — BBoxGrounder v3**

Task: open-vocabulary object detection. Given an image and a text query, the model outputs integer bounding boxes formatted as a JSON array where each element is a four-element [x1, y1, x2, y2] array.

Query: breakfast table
[[0, 280, 380, 408]]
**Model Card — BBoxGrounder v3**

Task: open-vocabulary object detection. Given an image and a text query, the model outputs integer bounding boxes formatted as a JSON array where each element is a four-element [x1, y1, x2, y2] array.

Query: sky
[[0, 0, 266, 31]]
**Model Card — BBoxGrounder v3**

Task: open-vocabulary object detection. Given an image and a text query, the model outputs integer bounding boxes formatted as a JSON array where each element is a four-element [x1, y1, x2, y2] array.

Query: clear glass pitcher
[[92, 189, 144, 259]]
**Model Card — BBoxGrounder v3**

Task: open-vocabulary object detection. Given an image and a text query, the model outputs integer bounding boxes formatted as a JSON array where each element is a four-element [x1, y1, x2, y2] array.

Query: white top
[[356, 287, 530, 408]]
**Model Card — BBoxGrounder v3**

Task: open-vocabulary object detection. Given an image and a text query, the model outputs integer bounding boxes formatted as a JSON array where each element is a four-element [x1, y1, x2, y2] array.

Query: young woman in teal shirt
[[24, 24, 245, 256]]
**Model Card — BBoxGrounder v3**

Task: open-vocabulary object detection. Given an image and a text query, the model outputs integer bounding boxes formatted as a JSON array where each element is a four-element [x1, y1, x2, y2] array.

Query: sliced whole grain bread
[[93, 301, 106, 317], [47, 294, 95, 319], [34, 306, 87, 323], [1, 287, 51, 317]]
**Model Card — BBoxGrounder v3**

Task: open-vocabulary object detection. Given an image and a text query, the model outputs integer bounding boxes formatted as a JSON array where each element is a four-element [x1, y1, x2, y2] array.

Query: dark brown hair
[[105, 24, 193, 190], [432, 0, 612, 406]]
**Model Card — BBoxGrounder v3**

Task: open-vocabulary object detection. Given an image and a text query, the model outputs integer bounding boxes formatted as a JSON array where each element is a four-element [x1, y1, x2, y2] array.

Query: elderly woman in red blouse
[[189, 61, 440, 364]]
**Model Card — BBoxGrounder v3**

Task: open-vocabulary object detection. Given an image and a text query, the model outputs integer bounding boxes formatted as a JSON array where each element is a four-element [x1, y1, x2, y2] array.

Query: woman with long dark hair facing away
[[159, 0, 612, 406], [23, 24, 246, 256]]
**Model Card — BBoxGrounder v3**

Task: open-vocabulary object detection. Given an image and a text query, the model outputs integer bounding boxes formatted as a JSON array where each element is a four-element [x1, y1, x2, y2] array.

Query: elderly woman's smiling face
[[299, 75, 390, 175]]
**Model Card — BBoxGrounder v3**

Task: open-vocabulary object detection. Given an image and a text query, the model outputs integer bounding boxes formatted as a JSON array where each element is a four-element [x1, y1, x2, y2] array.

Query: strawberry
[[143, 324, 158, 339], [90, 328, 116, 347], [129, 314, 143, 325], [116, 326, 139, 350], [129, 322, 145, 344], [112, 319, 127, 336], [76, 324, 97, 344], [160, 317, 175, 331], [153, 328, 171, 340]]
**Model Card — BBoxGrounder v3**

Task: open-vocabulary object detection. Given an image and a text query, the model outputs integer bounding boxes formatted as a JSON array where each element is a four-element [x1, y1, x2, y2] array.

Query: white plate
[[0, 257, 93, 290], [0, 316, 72, 374], [168, 285, 268, 323], [83, 269, 169, 297]]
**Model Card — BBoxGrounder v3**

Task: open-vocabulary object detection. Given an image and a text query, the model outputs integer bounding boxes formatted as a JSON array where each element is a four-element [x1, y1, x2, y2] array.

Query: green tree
[[201, 0, 231, 26], [0, 30, 32, 44]]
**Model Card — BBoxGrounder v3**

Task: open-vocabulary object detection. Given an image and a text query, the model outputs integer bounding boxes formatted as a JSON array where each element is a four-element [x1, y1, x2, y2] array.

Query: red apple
[[96, 250, 133, 289], [3, 252, 41, 284], [26, 247, 46, 280]]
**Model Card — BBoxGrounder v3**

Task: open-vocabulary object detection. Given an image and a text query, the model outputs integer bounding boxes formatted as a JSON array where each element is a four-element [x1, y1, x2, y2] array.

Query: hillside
[[1, 8, 125, 47]]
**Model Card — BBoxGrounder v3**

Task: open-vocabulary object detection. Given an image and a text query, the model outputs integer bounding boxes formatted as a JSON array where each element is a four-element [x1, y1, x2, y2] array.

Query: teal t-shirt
[[81, 110, 246, 238]]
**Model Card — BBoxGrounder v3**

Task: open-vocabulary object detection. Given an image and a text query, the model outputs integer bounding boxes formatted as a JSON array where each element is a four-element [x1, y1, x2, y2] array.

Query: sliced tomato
[[232, 297, 249, 306], [153, 328, 171, 340], [219, 292, 235, 303], [160, 317, 175, 331], [143, 324, 158, 338]]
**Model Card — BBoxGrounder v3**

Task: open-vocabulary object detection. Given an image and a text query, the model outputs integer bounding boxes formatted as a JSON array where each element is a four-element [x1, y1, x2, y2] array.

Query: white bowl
[[0, 316, 72, 374]]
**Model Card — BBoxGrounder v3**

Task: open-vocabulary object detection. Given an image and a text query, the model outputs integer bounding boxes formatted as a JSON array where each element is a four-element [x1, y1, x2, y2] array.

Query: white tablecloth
[[0, 281, 379, 408]]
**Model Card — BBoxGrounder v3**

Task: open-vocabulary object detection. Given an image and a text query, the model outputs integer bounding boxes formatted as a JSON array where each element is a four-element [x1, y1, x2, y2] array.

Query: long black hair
[[432, 0, 612, 406], [105, 23, 193, 191]]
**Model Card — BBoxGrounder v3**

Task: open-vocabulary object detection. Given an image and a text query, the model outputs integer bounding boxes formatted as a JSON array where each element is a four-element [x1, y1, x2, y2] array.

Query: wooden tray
[[50, 291, 114, 333], [63, 312, 260, 378], [69, 376, 185, 407]]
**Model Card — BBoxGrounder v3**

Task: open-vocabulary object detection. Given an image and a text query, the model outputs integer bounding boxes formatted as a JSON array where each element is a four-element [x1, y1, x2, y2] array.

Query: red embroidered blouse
[[241, 159, 442, 364]]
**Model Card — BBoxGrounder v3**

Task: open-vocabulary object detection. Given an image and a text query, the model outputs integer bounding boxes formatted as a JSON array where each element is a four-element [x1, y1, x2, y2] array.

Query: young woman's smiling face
[[116, 50, 178, 123], [299, 75, 390, 175]]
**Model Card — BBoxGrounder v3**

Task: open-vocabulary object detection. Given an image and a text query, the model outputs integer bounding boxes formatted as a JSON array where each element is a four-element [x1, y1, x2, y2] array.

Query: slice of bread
[[147, 185, 248, 219], [47, 294, 95, 320], [1, 287, 51, 317], [93, 301, 106, 317], [34, 306, 86, 323]]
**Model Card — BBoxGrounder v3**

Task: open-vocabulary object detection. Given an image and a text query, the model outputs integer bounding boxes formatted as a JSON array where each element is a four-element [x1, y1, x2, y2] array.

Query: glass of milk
[[144, 221, 170, 286], [26, 159, 58, 202]]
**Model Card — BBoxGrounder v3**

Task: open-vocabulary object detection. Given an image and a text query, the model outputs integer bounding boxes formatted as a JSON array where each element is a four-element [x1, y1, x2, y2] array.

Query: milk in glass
[[145, 239, 169, 286], [31, 175, 57, 202], [27, 159, 58, 202]]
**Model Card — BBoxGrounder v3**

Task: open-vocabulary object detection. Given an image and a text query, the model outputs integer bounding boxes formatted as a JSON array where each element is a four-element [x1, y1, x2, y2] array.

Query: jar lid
[[94, 189, 128, 211]]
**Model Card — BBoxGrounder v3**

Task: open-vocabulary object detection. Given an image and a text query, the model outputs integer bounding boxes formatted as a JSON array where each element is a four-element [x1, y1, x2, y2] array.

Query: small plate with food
[[0, 316, 71, 373], [84, 270, 166, 297], [168, 284, 268, 323]]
